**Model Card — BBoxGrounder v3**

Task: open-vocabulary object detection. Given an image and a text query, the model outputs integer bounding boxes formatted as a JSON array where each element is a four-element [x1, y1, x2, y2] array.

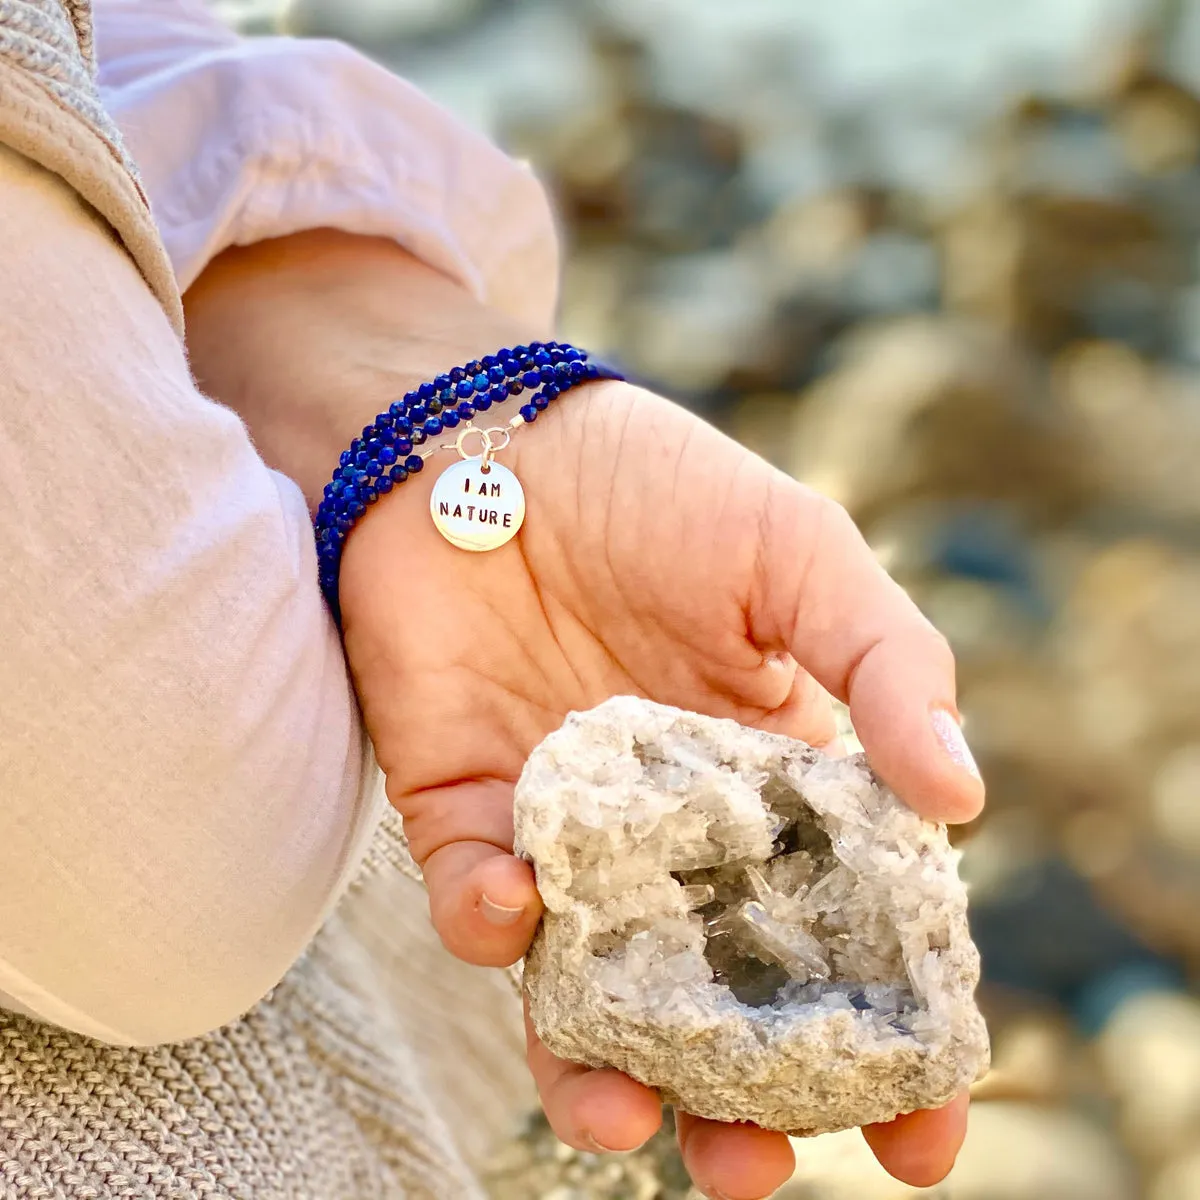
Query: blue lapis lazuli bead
[[353, 450, 370, 469], [363, 485, 379, 504], [438, 388, 455, 407], [503, 357, 522, 377], [434, 373, 451, 390], [532, 392, 550, 411], [519, 403, 538, 422], [366, 460, 382, 477], [409, 404, 428, 423], [379, 445, 398, 465], [543, 383, 561, 401], [449, 366, 465, 383], [536, 366, 555, 384], [353, 470, 370, 487], [389, 401, 406, 419], [487, 364, 506, 385], [482, 354, 498, 369], [377, 474, 394, 493], [395, 436, 414, 455], [389, 463, 409, 482], [454, 379, 474, 399], [340, 465, 358, 482], [456, 401, 476, 419], [474, 393, 492, 411], [341, 487, 359, 505], [507, 379, 524, 396], [488, 385, 509, 406], [427, 396, 444, 416], [423, 417, 443, 436], [533, 349, 552, 367], [522, 370, 541, 388], [376, 411, 394, 428], [442, 410, 461, 429], [404, 454, 424, 473], [378, 426, 397, 445], [465, 360, 483, 375], [410, 427, 427, 445], [473, 372, 489, 392], [339, 449, 353, 468], [394, 415, 413, 435], [418, 381, 436, 402], [347, 500, 366, 519]]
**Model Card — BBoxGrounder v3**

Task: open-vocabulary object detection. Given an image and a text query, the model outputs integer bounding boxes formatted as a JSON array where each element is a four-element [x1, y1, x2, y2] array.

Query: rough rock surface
[[514, 697, 989, 1136]]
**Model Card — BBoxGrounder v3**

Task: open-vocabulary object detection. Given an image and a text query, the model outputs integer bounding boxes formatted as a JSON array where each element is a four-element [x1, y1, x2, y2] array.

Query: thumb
[[750, 484, 984, 823]]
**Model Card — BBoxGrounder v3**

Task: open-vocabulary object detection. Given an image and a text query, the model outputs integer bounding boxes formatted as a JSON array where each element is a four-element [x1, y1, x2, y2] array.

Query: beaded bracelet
[[313, 341, 623, 618]]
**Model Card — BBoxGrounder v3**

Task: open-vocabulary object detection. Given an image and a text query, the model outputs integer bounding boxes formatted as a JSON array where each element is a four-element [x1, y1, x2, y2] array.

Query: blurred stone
[[620, 251, 774, 391], [942, 193, 1171, 349], [1151, 744, 1200, 862], [285, 0, 487, 41], [1097, 989, 1200, 1161], [484, 1109, 696, 1200], [1151, 1147, 1200, 1200], [785, 317, 1084, 526], [969, 1010, 1077, 1104], [1113, 78, 1200, 175]]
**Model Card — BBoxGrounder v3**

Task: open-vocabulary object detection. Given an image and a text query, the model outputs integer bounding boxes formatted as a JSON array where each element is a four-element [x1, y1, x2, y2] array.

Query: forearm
[[0, 144, 380, 1046], [184, 229, 548, 509]]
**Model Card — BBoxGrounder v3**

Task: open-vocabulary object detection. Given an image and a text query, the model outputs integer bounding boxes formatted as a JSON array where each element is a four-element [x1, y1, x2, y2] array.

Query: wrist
[[330, 351, 626, 625], [183, 228, 545, 507]]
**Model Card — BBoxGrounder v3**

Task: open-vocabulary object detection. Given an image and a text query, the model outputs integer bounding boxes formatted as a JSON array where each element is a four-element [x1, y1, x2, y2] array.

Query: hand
[[184, 232, 984, 1200], [339, 380, 984, 1199]]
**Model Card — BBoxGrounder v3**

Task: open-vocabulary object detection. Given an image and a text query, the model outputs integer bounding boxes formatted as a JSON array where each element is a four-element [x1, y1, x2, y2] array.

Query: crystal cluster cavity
[[514, 697, 990, 1136]]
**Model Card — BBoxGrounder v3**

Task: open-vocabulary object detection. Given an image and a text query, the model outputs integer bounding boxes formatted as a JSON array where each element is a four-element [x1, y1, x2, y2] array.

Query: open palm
[[337, 379, 982, 1200]]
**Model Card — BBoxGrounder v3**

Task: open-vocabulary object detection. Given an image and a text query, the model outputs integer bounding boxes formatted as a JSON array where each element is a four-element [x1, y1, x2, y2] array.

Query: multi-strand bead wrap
[[313, 340, 622, 619]]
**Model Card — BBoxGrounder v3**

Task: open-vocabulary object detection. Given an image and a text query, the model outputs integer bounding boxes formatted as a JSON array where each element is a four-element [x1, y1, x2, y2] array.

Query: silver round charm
[[430, 457, 526, 551]]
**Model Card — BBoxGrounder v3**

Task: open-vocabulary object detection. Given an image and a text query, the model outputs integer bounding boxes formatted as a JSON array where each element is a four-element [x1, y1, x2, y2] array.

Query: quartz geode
[[514, 697, 989, 1136]]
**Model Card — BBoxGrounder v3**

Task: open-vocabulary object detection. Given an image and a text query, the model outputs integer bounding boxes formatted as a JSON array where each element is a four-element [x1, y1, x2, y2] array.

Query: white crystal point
[[514, 696, 990, 1136]]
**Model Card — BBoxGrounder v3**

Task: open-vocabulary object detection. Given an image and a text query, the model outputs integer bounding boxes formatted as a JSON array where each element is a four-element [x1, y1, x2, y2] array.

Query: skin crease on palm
[[184, 229, 986, 1200]]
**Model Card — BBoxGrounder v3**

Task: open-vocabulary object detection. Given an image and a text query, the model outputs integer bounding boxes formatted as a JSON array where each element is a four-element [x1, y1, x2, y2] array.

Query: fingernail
[[480, 894, 525, 925], [931, 708, 981, 781], [582, 1133, 619, 1153]]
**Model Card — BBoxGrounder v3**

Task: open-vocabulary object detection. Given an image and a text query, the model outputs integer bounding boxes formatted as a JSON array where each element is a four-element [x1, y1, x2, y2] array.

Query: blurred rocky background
[[221, 1, 1200, 1195]]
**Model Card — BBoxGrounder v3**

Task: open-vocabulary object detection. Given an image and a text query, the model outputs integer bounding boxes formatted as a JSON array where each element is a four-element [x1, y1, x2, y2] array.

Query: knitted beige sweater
[[0, 4, 530, 1196], [0, 814, 516, 1198]]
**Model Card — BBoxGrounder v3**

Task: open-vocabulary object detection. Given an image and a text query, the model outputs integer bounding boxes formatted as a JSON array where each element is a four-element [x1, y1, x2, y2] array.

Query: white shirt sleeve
[[93, 0, 561, 330], [0, 140, 385, 1048]]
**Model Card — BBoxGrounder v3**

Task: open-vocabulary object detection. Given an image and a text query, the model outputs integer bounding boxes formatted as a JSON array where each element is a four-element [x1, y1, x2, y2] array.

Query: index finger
[[748, 481, 984, 823]]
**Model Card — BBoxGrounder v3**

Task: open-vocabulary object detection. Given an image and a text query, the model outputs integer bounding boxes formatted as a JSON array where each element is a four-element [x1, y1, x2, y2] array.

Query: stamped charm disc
[[430, 457, 526, 551]]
